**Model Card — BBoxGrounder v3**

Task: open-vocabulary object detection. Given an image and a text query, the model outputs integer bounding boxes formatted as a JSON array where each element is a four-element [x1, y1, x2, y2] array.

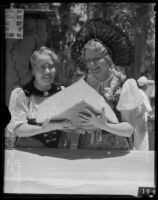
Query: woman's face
[[32, 54, 56, 88], [83, 45, 111, 81]]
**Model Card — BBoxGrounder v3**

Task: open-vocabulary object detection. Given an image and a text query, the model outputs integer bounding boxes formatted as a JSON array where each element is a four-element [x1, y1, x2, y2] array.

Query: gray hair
[[30, 46, 60, 67]]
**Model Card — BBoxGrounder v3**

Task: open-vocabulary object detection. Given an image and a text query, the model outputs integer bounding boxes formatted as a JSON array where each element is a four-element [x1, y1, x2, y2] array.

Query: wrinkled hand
[[42, 119, 73, 131], [78, 106, 107, 129]]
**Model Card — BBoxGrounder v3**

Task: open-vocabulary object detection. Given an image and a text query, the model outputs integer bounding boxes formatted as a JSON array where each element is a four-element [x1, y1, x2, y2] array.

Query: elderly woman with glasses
[[69, 18, 149, 151], [5, 46, 71, 148]]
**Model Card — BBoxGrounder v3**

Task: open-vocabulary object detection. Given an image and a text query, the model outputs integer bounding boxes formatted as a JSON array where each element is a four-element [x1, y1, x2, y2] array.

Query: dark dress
[[77, 74, 134, 150]]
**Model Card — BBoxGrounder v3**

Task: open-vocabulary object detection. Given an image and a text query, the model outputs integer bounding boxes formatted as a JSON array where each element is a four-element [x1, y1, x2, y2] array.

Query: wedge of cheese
[[36, 79, 118, 129]]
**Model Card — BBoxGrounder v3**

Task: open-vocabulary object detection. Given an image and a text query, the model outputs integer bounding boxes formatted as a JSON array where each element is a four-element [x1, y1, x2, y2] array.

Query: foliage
[[12, 3, 155, 82]]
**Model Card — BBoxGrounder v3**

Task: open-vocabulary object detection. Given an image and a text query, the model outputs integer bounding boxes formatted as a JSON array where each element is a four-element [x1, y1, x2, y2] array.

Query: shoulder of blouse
[[116, 78, 143, 111], [9, 86, 30, 105], [122, 78, 136, 85], [11, 86, 26, 96]]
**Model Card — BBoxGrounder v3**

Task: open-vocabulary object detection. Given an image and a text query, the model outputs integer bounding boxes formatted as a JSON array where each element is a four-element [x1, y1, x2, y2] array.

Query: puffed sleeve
[[139, 89, 152, 112], [116, 79, 149, 150], [6, 87, 30, 137], [116, 79, 143, 111]]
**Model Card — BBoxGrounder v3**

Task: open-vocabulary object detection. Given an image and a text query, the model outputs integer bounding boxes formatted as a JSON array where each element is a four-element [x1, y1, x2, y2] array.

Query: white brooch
[[44, 91, 49, 96]]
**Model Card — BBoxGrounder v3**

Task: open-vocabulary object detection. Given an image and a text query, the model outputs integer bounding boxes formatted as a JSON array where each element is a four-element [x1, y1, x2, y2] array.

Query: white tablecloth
[[4, 148, 155, 196]]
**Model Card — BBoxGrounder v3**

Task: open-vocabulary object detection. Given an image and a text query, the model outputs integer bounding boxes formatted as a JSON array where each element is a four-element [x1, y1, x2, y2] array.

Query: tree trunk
[[133, 14, 147, 79]]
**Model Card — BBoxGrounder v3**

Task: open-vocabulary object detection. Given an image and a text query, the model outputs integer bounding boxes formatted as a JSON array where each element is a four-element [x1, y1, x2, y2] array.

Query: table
[[3, 148, 155, 196]]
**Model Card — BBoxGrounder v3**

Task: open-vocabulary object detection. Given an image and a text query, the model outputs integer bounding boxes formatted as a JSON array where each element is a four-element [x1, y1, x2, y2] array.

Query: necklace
[[86, 69, 126, 103]]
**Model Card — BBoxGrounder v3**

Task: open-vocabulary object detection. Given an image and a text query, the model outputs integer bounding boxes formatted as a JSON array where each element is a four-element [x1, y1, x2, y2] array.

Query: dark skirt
[[5, 131, 61, 149]]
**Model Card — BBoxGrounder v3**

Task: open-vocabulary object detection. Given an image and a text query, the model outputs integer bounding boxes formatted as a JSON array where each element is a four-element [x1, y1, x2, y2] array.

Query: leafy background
[[11, 3, 155, 85]]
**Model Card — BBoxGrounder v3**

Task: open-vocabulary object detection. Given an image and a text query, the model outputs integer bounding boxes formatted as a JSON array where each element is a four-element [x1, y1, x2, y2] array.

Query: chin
[[93, 73, 105, 81], [43, 78, 54, 83], [91, 72, 100, 77]]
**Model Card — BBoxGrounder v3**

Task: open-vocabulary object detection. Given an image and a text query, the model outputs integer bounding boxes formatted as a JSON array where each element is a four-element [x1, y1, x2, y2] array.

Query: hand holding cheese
[[78, 107, 108, 130], [42, 119, 73, 131], [36, 79, 119, 130]]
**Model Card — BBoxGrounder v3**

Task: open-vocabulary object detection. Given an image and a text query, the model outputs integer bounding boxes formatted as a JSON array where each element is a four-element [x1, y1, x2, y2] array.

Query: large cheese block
[[36, 79, 118, 129]]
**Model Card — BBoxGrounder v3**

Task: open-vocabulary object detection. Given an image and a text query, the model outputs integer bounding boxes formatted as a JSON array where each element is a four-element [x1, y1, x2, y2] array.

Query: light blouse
[[6, 75, 150, 150], [5, 83, 64, 148]]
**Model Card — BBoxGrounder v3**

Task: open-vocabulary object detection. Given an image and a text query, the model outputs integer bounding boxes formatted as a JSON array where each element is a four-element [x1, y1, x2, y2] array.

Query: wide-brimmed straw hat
[[71, 18, 133, 67]]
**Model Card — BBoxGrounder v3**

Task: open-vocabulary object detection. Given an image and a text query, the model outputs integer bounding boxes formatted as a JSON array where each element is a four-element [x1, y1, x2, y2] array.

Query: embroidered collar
[[85, 70, 126, 104]]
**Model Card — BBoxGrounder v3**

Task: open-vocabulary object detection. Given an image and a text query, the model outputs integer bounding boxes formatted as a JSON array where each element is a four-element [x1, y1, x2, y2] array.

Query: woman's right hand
[[42, 119, 73, 131]]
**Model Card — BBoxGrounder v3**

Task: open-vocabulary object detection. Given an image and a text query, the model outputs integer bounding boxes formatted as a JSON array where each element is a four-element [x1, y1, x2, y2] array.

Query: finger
[[62, 126, 72, 130], [42, 119, 49, 127], [84, 107, 102, 119], [62, 123, 72, 129], [62, 127, 71, 130], [50, 119, 68, 123], [79, 111, 91, 118], [101, 108, 105, 117], [79, 120, 89, 124], [101, 107, 107, 121], [63, 119, 73, 127], [78, 114, 90, 120], [83, 108, 95, 118], [85, 105, 100, 116], [64, 120, 72, 125]]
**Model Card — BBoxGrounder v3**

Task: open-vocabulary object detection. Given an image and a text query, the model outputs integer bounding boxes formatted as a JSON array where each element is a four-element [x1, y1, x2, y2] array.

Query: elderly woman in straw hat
[[70, 18, 150, 150], [5, 46, 72, 148]]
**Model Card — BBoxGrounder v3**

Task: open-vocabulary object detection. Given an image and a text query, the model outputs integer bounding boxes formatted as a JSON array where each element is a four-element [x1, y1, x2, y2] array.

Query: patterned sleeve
[[6, 87, 29, 137]]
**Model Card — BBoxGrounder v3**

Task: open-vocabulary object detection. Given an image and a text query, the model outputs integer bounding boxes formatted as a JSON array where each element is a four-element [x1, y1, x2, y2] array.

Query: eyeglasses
[[35, 64, 56, 73]]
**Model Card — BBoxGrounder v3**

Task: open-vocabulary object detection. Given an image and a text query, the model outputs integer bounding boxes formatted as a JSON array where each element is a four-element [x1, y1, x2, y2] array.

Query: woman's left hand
[[78, 106, 108, 129]]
